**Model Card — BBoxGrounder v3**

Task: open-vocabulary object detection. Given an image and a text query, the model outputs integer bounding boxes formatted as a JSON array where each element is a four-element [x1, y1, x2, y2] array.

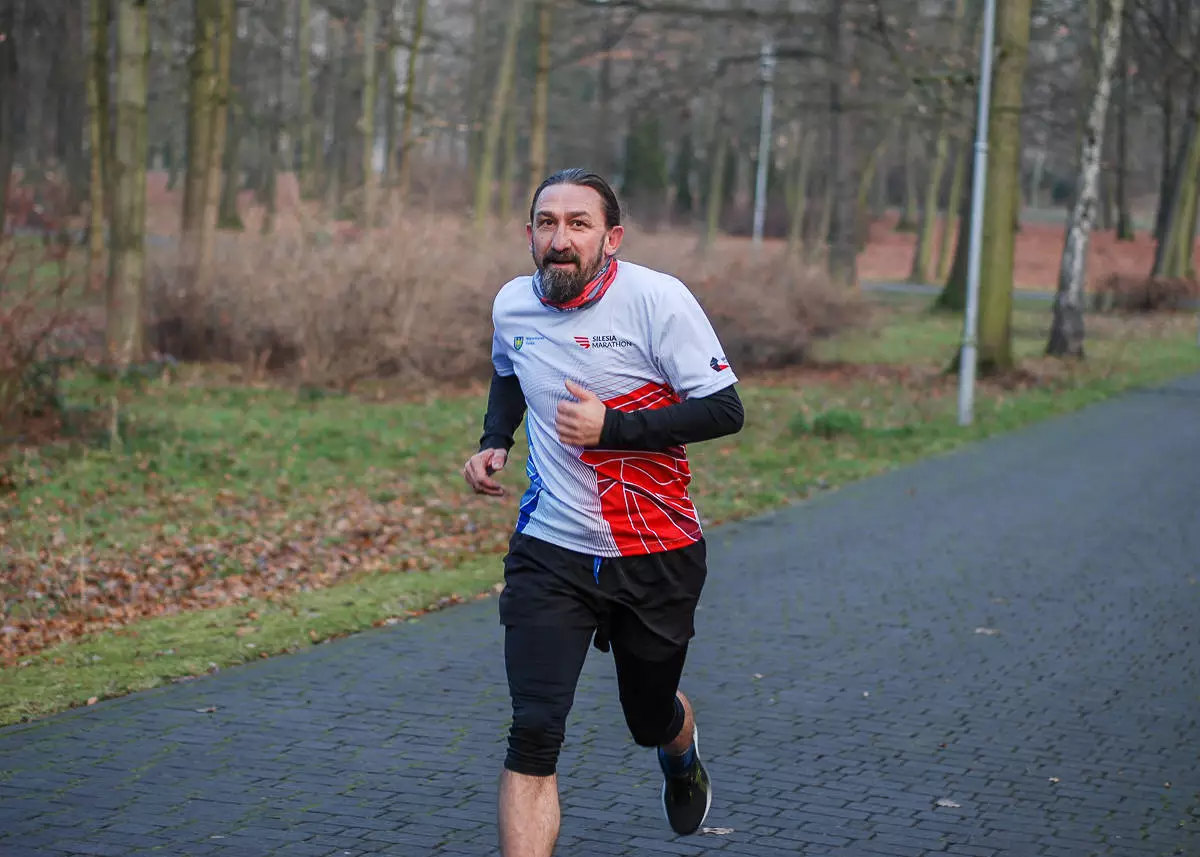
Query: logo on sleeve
[[710, 356, 730, 372]]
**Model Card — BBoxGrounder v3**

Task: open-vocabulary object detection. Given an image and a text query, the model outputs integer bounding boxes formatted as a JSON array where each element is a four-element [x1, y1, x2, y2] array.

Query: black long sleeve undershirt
[[478, 371, 744, 454], [478, 372, 527, 452]]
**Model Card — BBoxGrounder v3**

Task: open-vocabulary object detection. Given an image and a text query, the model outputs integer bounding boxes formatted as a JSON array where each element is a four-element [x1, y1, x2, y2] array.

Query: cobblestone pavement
[[2, 376, 1199, 857]]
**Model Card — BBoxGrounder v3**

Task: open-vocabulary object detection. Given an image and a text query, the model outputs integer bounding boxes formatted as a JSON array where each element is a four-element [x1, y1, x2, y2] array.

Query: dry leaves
[[0, 489, 510, 665]]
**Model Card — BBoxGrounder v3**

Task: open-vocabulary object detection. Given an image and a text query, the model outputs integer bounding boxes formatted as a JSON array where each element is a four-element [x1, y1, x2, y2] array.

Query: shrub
[[1090, 273, 1200, 313], [0, 237, 86, 444], [147, 213, 867, 388]]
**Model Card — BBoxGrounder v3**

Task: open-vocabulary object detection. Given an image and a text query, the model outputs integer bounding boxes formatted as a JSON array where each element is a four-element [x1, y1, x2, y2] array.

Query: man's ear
[[605, 225, 625, 255]]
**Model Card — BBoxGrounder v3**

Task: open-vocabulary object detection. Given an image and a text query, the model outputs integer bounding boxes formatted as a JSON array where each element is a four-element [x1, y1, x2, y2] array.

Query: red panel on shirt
[[580, 382, 702, 555]]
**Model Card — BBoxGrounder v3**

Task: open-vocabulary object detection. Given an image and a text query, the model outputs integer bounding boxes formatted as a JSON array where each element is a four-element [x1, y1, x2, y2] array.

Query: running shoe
[[658, 726, 712, 835]]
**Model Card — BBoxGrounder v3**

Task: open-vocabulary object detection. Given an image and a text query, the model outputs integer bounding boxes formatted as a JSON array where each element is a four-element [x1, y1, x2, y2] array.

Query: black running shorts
[[497, 531, 708, 661]]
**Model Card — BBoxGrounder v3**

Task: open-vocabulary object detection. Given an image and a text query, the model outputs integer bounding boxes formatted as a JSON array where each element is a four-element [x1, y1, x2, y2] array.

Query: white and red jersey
[[491, 259, 737, 558]]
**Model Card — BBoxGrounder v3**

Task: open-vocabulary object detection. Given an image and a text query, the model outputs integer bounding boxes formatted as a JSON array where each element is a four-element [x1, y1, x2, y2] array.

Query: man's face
[[527, 183, 624, 304]]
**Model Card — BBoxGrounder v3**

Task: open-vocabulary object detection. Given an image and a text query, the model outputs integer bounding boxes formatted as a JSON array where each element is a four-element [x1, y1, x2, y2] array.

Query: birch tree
[[1047, 0, 1125, 358]]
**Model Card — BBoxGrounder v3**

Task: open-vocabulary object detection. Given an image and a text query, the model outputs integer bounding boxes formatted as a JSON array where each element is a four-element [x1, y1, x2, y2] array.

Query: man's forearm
[[479, 372, 527, 451], [599, 384, 744, 451]]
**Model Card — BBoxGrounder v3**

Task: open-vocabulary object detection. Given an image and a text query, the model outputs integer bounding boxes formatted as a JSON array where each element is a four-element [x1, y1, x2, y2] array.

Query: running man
[[463, 168, 744, 856]]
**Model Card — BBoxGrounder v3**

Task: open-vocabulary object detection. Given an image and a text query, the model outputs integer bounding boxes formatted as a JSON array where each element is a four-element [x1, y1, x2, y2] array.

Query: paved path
[[3, 376, 1200, 857]]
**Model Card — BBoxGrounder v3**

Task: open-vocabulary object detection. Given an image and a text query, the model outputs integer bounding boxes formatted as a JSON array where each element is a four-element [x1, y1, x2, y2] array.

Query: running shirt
[[490, 259, 737, 558]]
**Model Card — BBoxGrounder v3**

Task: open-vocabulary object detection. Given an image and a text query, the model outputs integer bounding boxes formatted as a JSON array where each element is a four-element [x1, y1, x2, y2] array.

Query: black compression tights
[[503, 624, 688, 777]]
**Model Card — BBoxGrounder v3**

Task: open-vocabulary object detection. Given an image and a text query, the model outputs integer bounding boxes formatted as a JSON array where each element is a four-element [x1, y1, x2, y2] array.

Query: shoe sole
[[660, 724, 713, 836]]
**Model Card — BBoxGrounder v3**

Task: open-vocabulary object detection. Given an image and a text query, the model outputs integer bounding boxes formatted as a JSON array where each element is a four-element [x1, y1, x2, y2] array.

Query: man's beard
[[536, 247, 605, 304]]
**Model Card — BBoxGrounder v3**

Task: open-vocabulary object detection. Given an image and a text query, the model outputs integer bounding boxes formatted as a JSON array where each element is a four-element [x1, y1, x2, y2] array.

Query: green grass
[[3, 295, 1199, 726], [0, 557, 504, 726]]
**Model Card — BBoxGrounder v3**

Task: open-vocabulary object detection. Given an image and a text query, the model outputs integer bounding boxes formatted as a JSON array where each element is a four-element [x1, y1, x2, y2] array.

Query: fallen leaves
[[0, 489, 511, 665]]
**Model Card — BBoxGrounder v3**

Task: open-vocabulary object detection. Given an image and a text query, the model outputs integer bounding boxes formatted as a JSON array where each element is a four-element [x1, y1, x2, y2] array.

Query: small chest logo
[[512, 334, 545, 352], [575, 334, 633, 350]]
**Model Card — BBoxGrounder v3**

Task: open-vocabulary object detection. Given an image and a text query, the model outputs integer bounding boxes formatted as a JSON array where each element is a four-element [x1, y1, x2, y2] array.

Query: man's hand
[[556, 380, 607, 447], [463, 448, 509, 496]]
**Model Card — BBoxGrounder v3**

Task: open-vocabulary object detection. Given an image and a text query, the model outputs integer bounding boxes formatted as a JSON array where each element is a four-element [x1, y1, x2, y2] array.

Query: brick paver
[[3, 375, 1199, 856]]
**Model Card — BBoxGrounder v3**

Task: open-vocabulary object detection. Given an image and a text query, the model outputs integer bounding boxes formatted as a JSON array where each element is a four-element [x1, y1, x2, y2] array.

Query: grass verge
[[3, 297, 1198, 725]]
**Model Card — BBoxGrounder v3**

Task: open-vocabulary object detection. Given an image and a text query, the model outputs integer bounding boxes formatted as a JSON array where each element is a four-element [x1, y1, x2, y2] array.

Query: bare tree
[[974, 0, 1034, 375], [107, 0, 150, 370], [1047, 0, 1125, 358]]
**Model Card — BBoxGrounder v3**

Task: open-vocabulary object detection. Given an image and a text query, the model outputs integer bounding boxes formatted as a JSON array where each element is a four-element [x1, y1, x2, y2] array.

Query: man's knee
[[505, 700, 569, 776], [623, 692, 685, 748]]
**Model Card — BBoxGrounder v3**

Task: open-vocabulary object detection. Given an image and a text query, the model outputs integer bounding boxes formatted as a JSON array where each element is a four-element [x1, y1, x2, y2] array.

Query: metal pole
[[752, 37, 775, 248], [957, 0, 997, 427]]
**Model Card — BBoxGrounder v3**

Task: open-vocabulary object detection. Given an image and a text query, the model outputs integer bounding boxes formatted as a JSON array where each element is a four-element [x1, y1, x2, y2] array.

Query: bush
[[1090, 273, 1200, 313], [0, 238, 86, 443], [790, 407, 866, 439], [147, 213, 867, 388]]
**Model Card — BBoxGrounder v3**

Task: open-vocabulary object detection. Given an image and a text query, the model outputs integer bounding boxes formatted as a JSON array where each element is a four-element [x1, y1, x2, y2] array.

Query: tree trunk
[[937, 141, 966, 282], [895, 125, 920, 231], [199, 0, 232, 276], [1154, 107, 1199, 277], [593, 15, 616, 176], [360, 0, 378, 227], [1152, 1, 1176, 249], [527, 0, 552, 201], [700, 125, 728, 253], [826, 0, 858, 286], [57, 4, 90, 215], [1115, 54, 1134, 241], [910, 125, 949, 283], [974, 0, 1033, 375], [87, 0, 111, 293], [935, 131, 976, 311], [465, 0, 486, 188], [298, 0, 317, 199], [218, 115, 243, 229], [473, 0, 524, 228], [786, 129, 813, 258], [396, 0, 427, 200], [502, 82, 519, 216], [183, 0, 217, 248], [1047, 0, 1124, 358], [107, 0, 150, 370], [856, 134, 887, 251], [322, 18, 343, 213], [0, 0, 17, 240], [382, 2, 398, 187]]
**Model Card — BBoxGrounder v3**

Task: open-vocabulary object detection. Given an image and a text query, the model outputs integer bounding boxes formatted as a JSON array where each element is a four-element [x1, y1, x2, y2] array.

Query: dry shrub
[[0, 237, 86, 443], [1091, 272, 1200, 313], [149, 214, 532, 387], [623, 232, 870, 369], [148, 214, 865, 387]]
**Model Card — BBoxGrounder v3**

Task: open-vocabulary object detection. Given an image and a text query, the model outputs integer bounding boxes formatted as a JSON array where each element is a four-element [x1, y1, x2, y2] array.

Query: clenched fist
[[463, 447, 509, 496], [556, 379, 607, 448]]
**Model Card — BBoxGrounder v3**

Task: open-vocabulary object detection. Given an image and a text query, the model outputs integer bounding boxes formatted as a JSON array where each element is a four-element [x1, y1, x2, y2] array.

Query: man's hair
[[528, 168, 622, 229]]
